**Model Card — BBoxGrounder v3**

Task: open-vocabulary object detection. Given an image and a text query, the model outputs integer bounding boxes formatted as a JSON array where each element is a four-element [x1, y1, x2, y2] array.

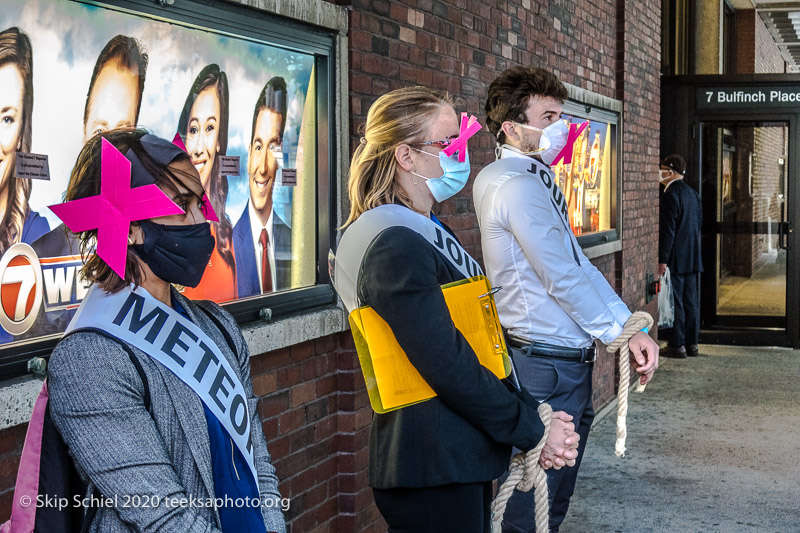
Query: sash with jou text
[[65, 284, 259, 489], [488, 153, 582, 266], [334, 204, 483, 313]]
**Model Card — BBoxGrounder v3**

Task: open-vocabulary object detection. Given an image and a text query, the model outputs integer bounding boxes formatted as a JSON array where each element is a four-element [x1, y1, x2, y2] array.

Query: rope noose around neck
[[606, 311, 654, 457], [490, 311, 654, 532]]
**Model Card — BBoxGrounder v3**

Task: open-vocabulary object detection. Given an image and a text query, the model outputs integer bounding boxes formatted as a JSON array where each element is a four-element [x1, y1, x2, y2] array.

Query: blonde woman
[[334, 87, 579, 532]]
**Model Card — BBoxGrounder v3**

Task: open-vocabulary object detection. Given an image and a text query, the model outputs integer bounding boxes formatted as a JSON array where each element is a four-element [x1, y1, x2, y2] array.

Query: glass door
[[699, 121, 793, 341]]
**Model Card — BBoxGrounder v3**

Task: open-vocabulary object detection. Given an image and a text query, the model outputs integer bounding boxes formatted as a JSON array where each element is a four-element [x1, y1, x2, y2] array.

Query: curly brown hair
[[485, 66, 568, 145]]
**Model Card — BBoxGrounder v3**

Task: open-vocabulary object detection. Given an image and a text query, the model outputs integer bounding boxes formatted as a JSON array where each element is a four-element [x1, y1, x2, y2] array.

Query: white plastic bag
[[658, 267, 674, 328]]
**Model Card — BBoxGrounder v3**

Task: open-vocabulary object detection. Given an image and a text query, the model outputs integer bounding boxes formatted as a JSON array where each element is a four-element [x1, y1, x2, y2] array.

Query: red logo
[[0, 244, 43, 336]]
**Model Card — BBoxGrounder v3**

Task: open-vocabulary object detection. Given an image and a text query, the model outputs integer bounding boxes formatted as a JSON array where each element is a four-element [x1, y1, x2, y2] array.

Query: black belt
[[508, 337, 596, 364]]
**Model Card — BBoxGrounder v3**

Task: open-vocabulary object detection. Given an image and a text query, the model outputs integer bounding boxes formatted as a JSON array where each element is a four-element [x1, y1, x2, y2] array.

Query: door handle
[[779, 222, 791, 250]]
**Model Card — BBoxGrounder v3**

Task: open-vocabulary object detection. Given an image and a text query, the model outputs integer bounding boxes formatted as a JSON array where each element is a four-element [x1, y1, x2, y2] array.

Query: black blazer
[[357, 225, 546, 489], [232, 203, 292, 297], [659, 180, 703, 274]]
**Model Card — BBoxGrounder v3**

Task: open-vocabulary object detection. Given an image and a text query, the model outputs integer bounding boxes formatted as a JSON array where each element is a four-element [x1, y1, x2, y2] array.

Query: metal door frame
[[694, 111, 798, 347], [662, 74, 800, 348]]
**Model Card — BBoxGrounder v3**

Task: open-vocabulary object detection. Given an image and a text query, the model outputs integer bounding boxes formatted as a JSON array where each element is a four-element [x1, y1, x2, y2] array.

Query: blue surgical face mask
[[410, 149, 471, 202]]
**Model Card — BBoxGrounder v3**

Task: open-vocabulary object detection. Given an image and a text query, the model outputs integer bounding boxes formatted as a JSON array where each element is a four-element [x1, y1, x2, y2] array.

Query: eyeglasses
[[411, 139, 454, 150]]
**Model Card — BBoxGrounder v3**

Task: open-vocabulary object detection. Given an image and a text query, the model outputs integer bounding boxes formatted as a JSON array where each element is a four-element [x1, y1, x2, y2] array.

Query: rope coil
[[491, 403, 552, 533], [606, 311, 654, 457], [490, 311, 654, 532]]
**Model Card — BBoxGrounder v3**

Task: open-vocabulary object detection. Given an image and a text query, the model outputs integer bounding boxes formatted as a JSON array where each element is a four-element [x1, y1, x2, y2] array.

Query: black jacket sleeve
[[659, 188, 679, 265], [359, 227, 546, 451]]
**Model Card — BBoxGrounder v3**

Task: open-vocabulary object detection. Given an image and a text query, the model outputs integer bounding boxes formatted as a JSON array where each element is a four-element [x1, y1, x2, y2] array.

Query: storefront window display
[[0, 0, 335, 372], [553, 106, 618, 241]]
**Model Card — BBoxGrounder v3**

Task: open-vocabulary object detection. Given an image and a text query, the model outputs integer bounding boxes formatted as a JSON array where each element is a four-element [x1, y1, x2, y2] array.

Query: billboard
[[0, 0, 318, 346]]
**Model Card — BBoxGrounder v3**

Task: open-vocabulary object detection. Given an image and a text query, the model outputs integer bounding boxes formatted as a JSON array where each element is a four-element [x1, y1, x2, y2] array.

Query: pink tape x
[[49, 138, 186, 278], [443, 113, 482, 162], [172, 133, 219, 222], [550, 121, 589, 167]]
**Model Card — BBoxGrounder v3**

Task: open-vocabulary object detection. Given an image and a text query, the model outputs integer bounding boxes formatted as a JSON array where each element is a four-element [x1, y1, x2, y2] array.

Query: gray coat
[[48, 291, 286, 533]]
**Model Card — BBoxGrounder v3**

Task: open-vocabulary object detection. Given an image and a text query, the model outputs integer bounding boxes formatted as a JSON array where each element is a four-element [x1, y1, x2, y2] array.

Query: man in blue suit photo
[[658, 154, 703, 358], [233, 77, 292, 297]]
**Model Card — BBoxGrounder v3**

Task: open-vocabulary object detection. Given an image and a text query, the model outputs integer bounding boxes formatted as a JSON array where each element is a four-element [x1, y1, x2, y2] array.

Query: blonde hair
[[344, 86, 453, 225]]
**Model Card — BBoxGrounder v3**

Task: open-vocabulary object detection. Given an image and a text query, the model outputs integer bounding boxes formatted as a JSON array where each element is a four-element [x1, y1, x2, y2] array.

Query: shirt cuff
[[599, 321, 624, 346]]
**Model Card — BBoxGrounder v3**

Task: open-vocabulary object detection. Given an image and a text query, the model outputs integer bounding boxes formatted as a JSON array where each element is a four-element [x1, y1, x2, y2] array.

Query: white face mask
[[659, 170, 672, 183], [512, 119, 570, 165]]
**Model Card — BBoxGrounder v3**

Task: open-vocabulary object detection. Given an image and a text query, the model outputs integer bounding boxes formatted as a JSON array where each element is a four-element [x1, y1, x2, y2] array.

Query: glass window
[[0, 0, 336, 376], [554, 103, 619, 245]]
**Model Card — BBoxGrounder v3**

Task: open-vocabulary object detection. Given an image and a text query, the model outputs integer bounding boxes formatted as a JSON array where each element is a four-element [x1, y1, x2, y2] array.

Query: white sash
[[334, 204, 483, 313], [65, 285, 259, 489]]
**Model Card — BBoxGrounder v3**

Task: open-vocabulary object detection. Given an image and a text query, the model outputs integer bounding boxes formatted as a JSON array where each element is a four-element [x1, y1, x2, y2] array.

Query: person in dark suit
[[659, 154, 703, 358], [233, 77, 291, 297], [336, 86, 580, 532]]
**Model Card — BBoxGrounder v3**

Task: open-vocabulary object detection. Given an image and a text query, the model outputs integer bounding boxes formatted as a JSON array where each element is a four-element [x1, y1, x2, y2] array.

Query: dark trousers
[[372, 482, 492, 533], [502, 350, 594, 533], [670, 271, 700, 348]]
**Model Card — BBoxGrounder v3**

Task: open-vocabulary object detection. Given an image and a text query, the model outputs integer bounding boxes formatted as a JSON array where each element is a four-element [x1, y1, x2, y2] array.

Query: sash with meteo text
[[65, 284, 259, 489]]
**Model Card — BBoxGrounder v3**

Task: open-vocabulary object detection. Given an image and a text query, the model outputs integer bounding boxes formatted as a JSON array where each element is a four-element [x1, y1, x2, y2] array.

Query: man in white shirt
[[474, 66, 659, 533], [233, 77, 291, 297]]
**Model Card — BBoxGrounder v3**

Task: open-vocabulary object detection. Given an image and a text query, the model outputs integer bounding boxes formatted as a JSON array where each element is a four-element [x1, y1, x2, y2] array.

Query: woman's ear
[[128, 222, 144, 246], [394, 144, 415, 172]]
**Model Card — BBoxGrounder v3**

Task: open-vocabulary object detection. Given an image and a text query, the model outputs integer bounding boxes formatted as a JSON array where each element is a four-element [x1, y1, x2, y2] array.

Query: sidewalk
[[560, 344, 800, 533]]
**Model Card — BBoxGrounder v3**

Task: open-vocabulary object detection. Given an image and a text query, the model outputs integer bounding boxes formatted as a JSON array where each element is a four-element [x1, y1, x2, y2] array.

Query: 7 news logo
[[0, 243, 89, 337]]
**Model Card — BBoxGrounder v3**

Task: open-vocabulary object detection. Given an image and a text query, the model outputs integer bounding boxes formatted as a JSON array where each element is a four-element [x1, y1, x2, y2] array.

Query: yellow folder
[[348, 275, 511, 413]]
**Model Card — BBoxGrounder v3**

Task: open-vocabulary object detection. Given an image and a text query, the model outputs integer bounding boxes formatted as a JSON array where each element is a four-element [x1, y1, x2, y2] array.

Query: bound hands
[[628, 331, 659, 385], [539, 411, 580, 470]]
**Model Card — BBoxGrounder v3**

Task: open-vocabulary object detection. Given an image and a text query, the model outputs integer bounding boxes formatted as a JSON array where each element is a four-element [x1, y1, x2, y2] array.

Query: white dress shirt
[[473, 147, 631, 348], [248, 200, 276, 293]]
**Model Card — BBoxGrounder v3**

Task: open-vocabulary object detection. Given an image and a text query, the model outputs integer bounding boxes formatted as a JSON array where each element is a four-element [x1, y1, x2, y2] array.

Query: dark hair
[[66, 129, 194, 293], [485, 66, 568, 145], [0, 27, 34, 253], [83, 35, 148, 131], [661, 154, 686, 175], [177, 64, 233, 275], [251, 76, 287, 144]]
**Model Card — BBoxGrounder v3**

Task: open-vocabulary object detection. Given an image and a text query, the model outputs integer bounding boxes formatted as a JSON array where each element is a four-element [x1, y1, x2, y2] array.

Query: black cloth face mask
[[132, 219, 215, 287]]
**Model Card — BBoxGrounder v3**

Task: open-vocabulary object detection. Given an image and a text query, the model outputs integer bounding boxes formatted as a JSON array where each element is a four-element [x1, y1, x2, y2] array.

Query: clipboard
[[348, 275, 512, 413]]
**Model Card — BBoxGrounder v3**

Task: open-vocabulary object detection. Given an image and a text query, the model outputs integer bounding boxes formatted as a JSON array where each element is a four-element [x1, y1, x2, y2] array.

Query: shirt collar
[[663, 177, 683, 191], [498, 145, 534, 161], [248, 199, 274, 246]]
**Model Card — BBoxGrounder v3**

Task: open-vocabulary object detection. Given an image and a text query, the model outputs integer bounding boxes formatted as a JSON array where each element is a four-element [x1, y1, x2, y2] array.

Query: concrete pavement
[[560, 344, 800, 533]]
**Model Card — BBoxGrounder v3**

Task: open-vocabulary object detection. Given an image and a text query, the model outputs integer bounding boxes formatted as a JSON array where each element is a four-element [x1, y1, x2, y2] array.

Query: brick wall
[[735, 9, 786, 75], [252, 332, 385, 532], [615, 1, 661, 320], [754, 10, 786, 74], [734, 11, 756, 74], [0, 1, 664, 531]]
